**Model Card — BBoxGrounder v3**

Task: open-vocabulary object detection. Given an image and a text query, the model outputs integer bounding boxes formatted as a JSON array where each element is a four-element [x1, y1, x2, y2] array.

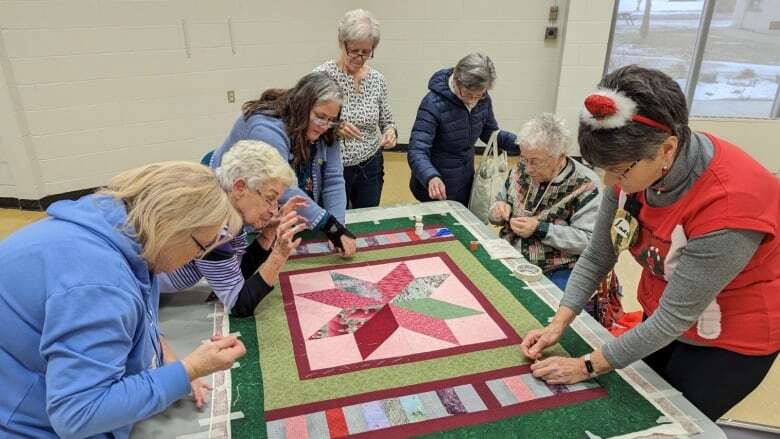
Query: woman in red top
[[521, 65, 780, 420]]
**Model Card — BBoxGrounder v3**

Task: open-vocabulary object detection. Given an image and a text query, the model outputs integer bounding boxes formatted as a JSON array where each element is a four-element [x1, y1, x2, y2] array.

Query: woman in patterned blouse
[[315, 9, 397, 208]]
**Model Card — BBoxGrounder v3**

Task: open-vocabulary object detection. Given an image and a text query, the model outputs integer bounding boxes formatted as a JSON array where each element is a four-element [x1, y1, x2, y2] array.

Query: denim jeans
[[344, 150, 384, 209]]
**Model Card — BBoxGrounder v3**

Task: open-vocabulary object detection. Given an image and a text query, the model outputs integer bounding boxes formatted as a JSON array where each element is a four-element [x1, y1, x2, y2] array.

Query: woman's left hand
[[190, 378, 213, 409], [380, 128, 397, 149], [530, 356, 589, 385], [509, 217, 539, 238], [339, 235, 357, 258]]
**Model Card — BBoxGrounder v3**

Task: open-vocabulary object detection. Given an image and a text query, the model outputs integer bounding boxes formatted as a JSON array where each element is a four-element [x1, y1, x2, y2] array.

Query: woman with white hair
[[408, 52, 517, 205], [489, 113, 602, 290], [211, 72, 357, 257], [0, 162, 245, 438], [160, 141, 306, 322], [314, 8, 397, 208]]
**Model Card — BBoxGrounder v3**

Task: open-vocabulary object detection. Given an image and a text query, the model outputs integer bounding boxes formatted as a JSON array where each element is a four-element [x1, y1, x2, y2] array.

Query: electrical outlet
[[227, 90, 236, 103], [544, 26, 558, 40], [549, 5, 559, 21]]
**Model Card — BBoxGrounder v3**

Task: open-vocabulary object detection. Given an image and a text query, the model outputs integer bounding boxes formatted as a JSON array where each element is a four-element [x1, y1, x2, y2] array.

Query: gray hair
[[215, 140, 296, 192], [338, 9, 380, 48], [518, 113, 571, 156], [578, 65, 691, 167], [453, 53, 496, 90]]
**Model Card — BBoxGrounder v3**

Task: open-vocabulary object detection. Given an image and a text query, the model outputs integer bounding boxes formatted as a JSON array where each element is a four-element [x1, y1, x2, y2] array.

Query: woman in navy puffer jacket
[[408, 53, 517, 205]]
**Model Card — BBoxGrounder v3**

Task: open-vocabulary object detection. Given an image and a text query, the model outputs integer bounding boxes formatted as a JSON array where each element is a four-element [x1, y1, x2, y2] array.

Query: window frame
[[605, 0, 780, 120]]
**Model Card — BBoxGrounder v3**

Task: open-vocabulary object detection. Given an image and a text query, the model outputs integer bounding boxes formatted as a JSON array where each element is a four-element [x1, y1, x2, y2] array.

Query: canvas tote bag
[[468, 130, 508, 223]]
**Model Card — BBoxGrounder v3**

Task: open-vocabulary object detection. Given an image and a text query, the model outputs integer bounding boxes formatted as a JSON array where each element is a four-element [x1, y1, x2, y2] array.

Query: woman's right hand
[[273, 210, 305, 257], [181, 335, 246, 380], [521, 325, 564, 361], [491, 201, 511, 223], [428, 177, 447, 200], [336, 121, 364, 140]]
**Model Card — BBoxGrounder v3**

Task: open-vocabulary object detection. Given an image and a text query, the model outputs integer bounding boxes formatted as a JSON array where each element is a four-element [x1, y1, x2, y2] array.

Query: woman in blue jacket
[[408, 53, 517, 205], [210, 72, 357, 257], [0, 162, 245, 438]]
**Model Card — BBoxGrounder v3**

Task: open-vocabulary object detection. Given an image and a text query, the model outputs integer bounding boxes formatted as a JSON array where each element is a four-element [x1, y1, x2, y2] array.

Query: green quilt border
[[229, 213, 664, 439]]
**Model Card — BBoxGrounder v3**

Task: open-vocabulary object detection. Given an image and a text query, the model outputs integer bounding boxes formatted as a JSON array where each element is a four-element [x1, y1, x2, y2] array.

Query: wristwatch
[[583, 353, 599, 379]]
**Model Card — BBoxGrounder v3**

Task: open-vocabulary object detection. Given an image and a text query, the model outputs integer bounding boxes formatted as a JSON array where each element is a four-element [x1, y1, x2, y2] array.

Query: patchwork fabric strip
[[264, 366, 605, 438], [291, 226, 454, 258]]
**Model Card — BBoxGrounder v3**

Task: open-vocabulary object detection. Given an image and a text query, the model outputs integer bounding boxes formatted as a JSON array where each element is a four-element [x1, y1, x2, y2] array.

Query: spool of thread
[[414, 215, 424, 236], [469, 241, 479, 252], [513, 263, 543, 282]]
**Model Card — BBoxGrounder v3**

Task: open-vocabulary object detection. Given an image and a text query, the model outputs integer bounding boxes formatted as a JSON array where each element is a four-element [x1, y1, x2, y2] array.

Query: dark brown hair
[[578, 65, 691, 167], [242, 72, 342, 168]]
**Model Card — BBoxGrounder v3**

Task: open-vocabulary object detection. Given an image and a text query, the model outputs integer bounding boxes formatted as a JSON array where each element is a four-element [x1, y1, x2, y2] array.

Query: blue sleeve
[[407, 95, 441, 186], [41, 285, 190, 438], [247, 124, 329, 230], [320, 141, 347, 224], [479, 98, 517, 154]]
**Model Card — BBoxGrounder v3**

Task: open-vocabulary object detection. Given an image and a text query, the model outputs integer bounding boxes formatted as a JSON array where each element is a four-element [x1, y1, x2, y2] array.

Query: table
[[133, 201, 724, 439]]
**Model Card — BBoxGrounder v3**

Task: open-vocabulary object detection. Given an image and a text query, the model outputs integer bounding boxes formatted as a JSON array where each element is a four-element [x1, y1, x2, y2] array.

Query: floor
[[0, 151, 777, 433]]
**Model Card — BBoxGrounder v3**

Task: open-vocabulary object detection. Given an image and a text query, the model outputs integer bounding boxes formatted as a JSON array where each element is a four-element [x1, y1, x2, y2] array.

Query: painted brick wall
[[0, 0, 567, 198]]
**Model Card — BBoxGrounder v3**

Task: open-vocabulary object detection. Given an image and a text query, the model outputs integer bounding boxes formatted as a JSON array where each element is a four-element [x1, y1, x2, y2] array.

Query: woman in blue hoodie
[[408, 53, 517, 205], [0, 162, 246, 438], [210, 72, 357, 257]]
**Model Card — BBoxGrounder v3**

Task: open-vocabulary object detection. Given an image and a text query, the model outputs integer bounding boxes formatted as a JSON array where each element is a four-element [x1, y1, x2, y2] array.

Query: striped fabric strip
[[324, 408, 349, 438], [342, 404, 368, 435], [502, 375, 535, 402], [291, 227, 453, 257], [284, 415, 308, 439], [398, 395, 427, 422], [305, 411, 328, 438], [266, 372, 602, 437], [381, 398, 409, 426], [361, 401, 390, 429]]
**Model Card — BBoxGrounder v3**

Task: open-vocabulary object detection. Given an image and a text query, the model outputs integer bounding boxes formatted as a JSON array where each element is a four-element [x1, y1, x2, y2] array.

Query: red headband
[[582, 91, 673, 134]]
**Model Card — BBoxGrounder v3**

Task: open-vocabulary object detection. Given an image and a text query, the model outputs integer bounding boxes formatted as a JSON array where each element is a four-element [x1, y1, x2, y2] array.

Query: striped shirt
[[158, 233, 250, 311]]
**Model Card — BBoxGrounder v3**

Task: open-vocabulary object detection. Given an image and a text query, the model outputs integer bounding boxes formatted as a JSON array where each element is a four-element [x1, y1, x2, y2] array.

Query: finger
[[211, 335, 239, 349], [209, 335, 224, 342]]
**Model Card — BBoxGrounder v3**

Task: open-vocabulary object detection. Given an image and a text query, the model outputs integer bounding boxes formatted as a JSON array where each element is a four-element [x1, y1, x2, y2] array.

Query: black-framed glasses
[[191, 225, 234, 259], [344, 45, 374, 60], [601, 160, 640, 179]]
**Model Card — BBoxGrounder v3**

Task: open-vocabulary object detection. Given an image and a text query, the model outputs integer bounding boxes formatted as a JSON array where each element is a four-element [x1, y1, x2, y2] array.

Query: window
[[606, 0, 780, 119]]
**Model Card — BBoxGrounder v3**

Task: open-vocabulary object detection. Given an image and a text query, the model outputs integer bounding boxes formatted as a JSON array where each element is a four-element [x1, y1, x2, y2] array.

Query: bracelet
[[583, 353, 599, 379]]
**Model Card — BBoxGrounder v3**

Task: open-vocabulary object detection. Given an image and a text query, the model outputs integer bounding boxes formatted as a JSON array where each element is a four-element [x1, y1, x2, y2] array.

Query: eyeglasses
[[256, 190, 279, 210], [191, 225, 234, 259], [600, 160, 640, 179], [344, 45, 374, 60], [311, 113, 341, 128], [519, 155, 554, 168], [455, 83, 486, 101]]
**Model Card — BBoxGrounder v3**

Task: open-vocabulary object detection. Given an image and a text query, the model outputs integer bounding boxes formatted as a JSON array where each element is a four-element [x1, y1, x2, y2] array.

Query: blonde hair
[[215, 140, 296, 192], [98, 161, 242, 268]]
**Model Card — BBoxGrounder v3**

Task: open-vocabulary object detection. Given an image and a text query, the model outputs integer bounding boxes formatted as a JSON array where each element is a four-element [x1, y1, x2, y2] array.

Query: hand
[[530, 356, 590, 385], [338, 235, 357, 258], [189, 378, 213, 409], [428, 177, 447, 201], [379, 128, 397, 149], [509, 217, 539, 238], [259, 196, 307, 246], [491, 201, 512, 223], [272, 210, 306, 257], [520, 325, 564, 361], [336, 121, 363, 140], [181, 335, 246, 380]]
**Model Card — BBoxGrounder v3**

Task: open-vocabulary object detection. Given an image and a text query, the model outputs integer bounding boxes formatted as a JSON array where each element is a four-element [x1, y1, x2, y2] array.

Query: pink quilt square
[[280, 252, 522, 379]]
